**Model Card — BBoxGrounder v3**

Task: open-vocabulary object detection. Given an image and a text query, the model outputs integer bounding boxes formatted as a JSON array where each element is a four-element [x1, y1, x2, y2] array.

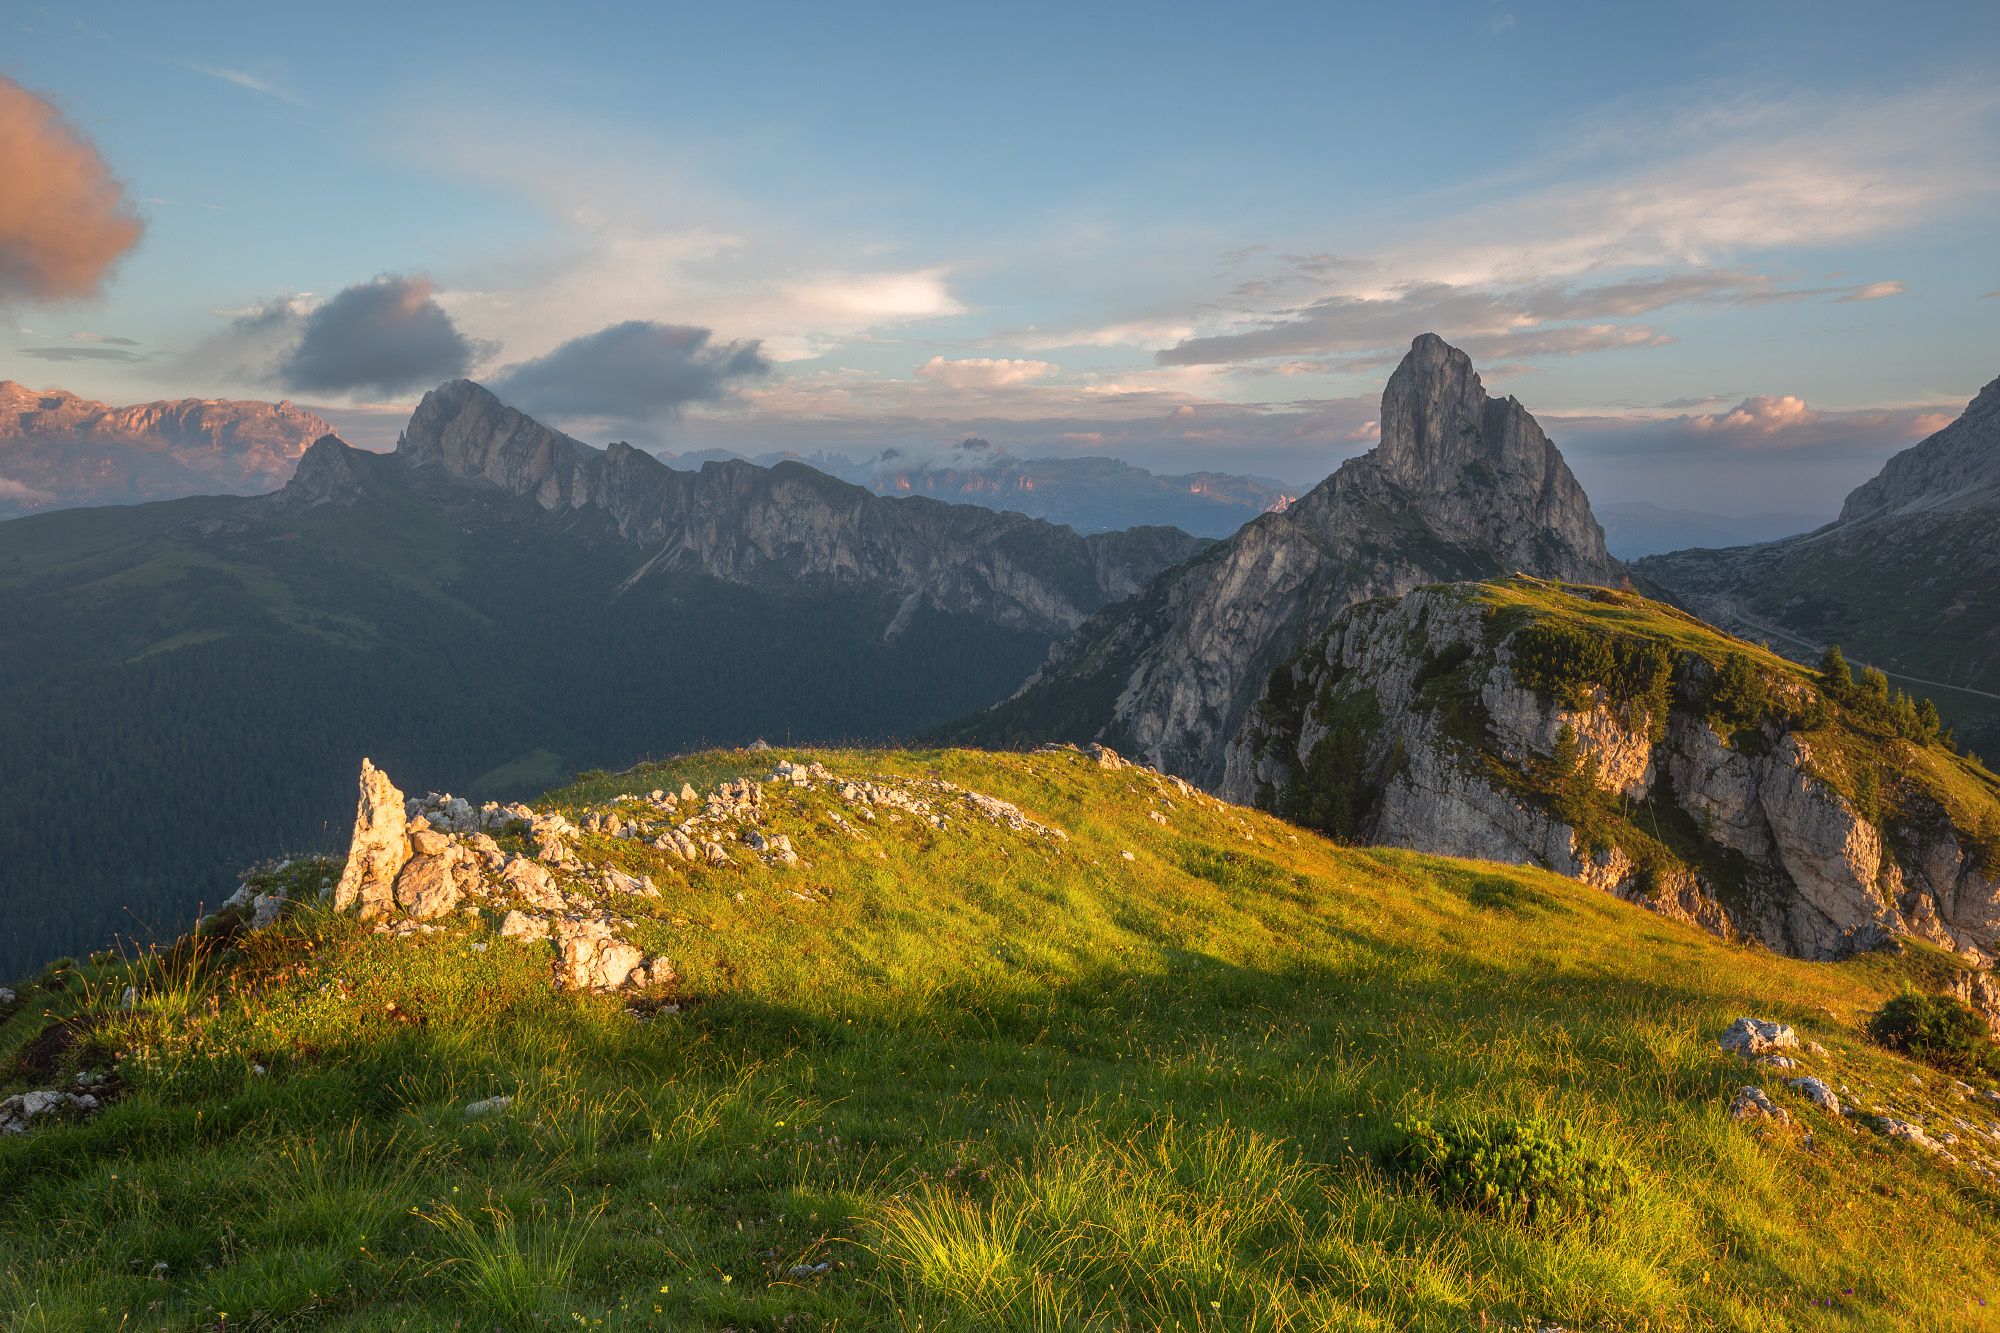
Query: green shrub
[[1391, 1112, 1634, 1226], [1706, 653, 1770, 735], [1867, 991, 2000, 1078], [1509, 623, 1673, 741]]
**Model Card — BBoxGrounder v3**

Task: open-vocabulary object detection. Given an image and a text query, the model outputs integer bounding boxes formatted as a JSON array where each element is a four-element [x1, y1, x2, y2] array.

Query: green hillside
[[6, 745, 2000, 1330], [0, 470, 1051, 977]]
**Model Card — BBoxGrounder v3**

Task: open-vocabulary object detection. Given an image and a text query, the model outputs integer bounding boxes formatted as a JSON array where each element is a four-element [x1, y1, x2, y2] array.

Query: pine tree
[[1916, 698, 1943, 745], [1819, 644, 1853, 692]]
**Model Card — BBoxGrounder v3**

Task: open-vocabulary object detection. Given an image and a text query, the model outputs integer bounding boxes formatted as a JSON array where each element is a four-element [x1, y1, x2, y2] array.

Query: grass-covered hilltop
[[7, 741, 2000, 1329]]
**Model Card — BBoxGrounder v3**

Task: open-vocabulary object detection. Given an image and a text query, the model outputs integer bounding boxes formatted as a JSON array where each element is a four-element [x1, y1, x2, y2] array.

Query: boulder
[[393, 854, 460, 920], [498, 910, 549, 942], [1719, 1017, 1801, 1058], [500, 857, 563, 910], [463, 1094, 513, 1119], [331, 759, 410, 921], [553, 918, 646, 991]]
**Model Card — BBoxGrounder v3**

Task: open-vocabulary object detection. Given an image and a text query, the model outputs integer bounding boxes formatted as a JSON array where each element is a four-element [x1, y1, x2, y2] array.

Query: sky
[[3, 0, 1998, 514]]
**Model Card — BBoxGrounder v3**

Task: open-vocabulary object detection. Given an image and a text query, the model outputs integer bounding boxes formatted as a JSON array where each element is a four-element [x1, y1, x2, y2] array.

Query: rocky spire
[[277, 434, 365, 506], [1365, 333, 1617, 582]]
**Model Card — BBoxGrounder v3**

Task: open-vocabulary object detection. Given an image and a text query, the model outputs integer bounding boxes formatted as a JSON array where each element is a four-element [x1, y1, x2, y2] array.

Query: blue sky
[[4, 0, 1998, 511]]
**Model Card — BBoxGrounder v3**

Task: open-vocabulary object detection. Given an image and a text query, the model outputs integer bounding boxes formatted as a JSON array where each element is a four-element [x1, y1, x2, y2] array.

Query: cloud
[[1017, 318, 1196, 351], [1835, 280, 1906, 302], [489, 320, 769, 427], [279, 275, 486, 396], [19, 345, 150, 363], [180, 63, 305, 107], [71, 331, 139, 345], [915, 357, 1059, 390], [1688, 394, 1816, 436], [1984, 290, 2000, 299], [0, 475, 54, 504], [0, 75, 145, 304]]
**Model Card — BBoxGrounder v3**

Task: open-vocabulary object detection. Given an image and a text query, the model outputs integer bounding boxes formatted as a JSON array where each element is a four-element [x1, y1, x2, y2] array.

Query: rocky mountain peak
[[1361, 332, 1617, 578], [1838, 370, 2000, 522], [1372, 332, 1491, 488], [278, 435, 366, 506], [397, 379, 598, 503]]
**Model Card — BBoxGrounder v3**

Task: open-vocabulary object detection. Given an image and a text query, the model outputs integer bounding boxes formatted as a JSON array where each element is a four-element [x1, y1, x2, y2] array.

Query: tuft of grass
[[418, 1192, 606, 1321]]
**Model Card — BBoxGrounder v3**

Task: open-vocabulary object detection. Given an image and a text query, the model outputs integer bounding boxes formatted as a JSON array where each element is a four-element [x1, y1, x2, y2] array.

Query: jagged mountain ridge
[[956, 333, 1625, 785], [1230, 577, 2000, 966], [346, 380, 1210, 636], [0, 380, 331, 515], [1637, 372, 2000, 752]]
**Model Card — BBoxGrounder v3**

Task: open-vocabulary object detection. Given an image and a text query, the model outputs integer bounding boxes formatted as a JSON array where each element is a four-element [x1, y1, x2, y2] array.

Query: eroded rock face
[[963, 334, 1624, 786], [331, 759, 410, 922], [1231, 583, 2000, 966]]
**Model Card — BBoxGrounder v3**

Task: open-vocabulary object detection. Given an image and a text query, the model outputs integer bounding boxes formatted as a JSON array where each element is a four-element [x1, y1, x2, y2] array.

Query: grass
[[4, 744, 2000, 1329]]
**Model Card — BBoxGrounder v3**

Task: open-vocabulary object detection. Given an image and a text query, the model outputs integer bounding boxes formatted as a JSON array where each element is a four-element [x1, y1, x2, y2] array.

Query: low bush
[[1391, 1112, 1634, 1226], [1868, 991, 2000, 1078]]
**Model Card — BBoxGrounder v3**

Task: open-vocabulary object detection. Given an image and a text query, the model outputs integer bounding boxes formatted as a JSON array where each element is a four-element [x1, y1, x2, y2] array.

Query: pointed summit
[[277, 434, 366, 506], [397, 379, 598, 504]]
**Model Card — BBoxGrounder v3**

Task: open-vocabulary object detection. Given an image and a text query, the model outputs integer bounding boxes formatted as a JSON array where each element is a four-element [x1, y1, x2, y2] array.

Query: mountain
[[1594, 500, 1823, 559], [1636, 373, 2000, 753], [956, 333, 1626, 785], [1231, 576, 2000, 964], [5, 742, 1998, 1327], [0, 380, 330, 515], [0, 381, 1205, 975], [662, 439, 1297, 539]]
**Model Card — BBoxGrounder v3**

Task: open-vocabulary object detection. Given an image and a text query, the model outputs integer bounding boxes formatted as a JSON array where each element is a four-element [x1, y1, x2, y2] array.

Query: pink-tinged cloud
[[1690, 394, 1816, 435], [0, 76, 144, 304], [1343, 420, 1381, 442], [1835, 280, 1906, 302], [916, 356, 1058, 390]]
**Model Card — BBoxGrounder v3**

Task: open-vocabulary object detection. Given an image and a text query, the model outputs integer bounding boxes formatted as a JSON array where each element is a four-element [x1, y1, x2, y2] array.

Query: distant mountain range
[[0, 380, 330, 515], [0, 380, 1206, 975], [1593, 500, 1824, 559], [659, 439, 1296, 539], [1638, 372, 2000, 755]]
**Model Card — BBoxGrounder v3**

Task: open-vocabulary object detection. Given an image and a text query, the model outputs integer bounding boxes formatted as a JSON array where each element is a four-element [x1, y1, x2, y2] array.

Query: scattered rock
[[0, 987, 15, 1007], [1719, 1017, 1800, 1058], [1880, 1117, 1941, 1153], [0, 1089, 99, 1135], [1788, 1077, 1841, 1115], [500, 857, 563, 910], [1730, 1085, 1792, 1126], [463, 1095, 513, 1119]]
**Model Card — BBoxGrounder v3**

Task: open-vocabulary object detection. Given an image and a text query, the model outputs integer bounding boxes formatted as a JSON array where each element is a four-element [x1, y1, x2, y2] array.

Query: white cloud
[[1017, 318, 1196, 351], [915, 357, 1060, 390]]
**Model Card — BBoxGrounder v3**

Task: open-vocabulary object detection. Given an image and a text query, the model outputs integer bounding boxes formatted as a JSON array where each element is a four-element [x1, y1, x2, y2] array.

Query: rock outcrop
[[1637, 371, 2000, 755], [331, 760, 411, 921], [1231, 578, 2000, 965], [0, 380, 331, 515], [957, 334, 1624, 785]]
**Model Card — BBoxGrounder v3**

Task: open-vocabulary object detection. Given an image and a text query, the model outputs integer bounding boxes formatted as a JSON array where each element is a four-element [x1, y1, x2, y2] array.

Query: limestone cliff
[[1231, 578, 2000, 965], [957, 334, 1623, 784]]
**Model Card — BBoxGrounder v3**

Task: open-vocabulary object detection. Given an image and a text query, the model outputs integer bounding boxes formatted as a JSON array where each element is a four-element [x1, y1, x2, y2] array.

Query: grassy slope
[[3, 745, 1998, 1330]]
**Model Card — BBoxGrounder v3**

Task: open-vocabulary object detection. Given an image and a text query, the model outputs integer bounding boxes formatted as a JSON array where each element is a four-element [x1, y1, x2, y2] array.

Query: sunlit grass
[[2, 744, 1997, 1328]]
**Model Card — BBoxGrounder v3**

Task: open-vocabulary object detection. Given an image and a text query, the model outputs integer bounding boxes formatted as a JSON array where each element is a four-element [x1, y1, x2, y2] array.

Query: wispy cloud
[[180, 62, 306, 107], [1835, 280, 1906, 303]]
